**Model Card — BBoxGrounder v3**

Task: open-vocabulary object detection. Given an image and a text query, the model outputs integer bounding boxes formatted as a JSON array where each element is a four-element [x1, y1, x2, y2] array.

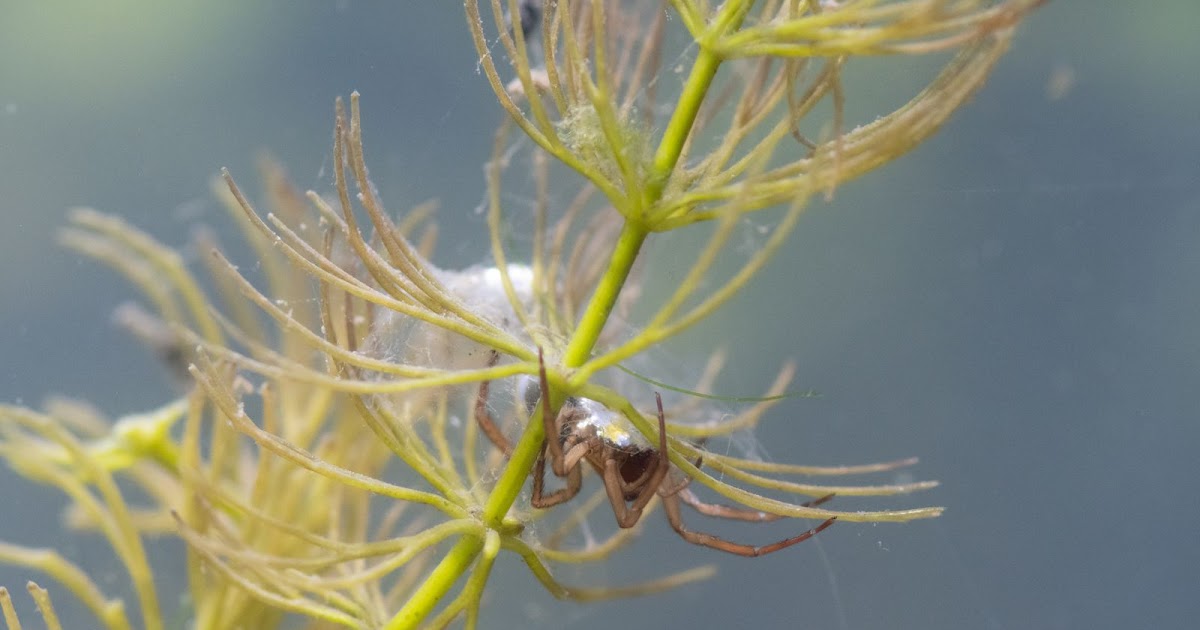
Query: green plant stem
[[647, 49, 720, 202], [562, 221, 648, 367], [385, 535, 483, 630], [647, 0, 748, 204], [386, 4, 743, 624], [386, 222, 649, 630]]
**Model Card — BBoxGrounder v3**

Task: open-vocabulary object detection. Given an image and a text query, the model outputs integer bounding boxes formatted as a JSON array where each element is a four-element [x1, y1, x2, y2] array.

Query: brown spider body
[[476, 349, 836, 557], [556, 399, 660, 491]]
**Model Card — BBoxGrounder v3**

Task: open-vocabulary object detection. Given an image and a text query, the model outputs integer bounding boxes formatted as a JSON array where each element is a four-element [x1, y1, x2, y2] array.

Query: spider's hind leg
[[676, 487, 835, 523], [662, 492, 836, 557]]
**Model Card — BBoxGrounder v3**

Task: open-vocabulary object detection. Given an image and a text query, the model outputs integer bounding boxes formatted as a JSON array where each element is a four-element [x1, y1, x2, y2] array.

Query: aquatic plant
[[1, 1, 1042, 628]]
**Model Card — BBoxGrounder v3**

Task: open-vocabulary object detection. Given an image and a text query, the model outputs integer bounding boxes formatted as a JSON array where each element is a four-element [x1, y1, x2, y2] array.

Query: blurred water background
[[2, 2, 1198, 628]]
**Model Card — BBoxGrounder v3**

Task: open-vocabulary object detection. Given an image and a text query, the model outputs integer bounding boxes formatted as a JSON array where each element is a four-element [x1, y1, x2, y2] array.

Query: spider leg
[[658, 455, 703, 498], [658, 433, 710, 497], [604, 393, 672, 528], [662, 492, 837, 557], [473, 350, 513, 455], [630, 392, 672, 496], [562, 438, 592, 472], [676, 488, 835, 522], [531, 441, 583, 508], [537, 348, 569, 476]]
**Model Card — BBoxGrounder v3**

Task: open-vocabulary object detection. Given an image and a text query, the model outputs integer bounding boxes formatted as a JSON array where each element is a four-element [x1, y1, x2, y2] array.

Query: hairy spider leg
[[662, 491, 836, 557], [658, 455, 704, 499], [537, 348, 571, 477], [530, 441, 583, 508], [473, 350, 513, 455], [606, 393, 671, 528], [530, 347, 587, 507], [677, 486, 835, 523], [558, 411, 600, 472]]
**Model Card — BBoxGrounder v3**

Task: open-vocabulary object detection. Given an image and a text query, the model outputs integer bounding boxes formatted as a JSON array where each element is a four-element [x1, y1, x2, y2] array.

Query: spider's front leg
[[531, 440, 583, 508], [530, 347, 586, 508], [536, 348, 574, 477]]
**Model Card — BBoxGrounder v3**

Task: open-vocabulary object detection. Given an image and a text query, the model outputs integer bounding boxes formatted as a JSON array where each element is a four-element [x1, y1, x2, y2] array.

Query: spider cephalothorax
[[475, 350, 835, 556]]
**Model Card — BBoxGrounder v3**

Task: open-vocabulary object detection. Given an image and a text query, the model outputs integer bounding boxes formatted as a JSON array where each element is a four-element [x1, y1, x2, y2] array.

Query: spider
[[475, 349, 836, 557]]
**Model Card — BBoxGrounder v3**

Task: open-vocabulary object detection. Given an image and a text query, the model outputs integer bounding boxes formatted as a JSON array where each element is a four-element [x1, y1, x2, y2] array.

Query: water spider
[[475, 350, 837, 557]]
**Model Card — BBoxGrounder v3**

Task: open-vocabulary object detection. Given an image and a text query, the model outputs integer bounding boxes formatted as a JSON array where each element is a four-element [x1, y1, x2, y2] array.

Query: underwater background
[[2, 2, 1198, 628]]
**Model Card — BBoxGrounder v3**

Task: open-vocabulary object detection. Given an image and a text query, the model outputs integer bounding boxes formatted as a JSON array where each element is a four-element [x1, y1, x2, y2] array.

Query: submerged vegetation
[[1, 1, 1041, 628]]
